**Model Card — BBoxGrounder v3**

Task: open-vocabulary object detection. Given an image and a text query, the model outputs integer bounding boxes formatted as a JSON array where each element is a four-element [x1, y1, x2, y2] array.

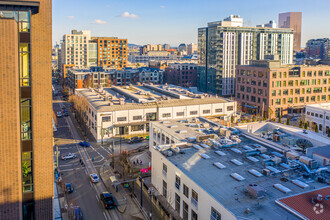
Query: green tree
[[304, 122, 308, 130], [231, 115, 234, 124], [286, 118, 290, 125], [278, 114, 282, 123], [252, 115, 256, 122], [315, 125, 319, 133]]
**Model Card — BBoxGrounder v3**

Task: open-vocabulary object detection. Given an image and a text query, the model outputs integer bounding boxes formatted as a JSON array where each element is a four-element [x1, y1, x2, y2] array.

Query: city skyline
[[53, 0, 330, 47]]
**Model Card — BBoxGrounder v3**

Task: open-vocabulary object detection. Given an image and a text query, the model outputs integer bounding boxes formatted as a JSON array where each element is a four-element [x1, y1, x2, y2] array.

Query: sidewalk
[[99, 161, 145, 219]]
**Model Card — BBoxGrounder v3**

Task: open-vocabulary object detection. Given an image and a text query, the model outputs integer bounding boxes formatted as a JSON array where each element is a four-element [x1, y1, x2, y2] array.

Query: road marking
[[100, 145, 112, 154], [61, 168, 82, 172], [89, 182, 93, 188], [59, 163, 76, 167], [103, 212, 107, 220], [84, 169, 88, 175], [90, 145, 105, 162], [96, 195, 99, 202]]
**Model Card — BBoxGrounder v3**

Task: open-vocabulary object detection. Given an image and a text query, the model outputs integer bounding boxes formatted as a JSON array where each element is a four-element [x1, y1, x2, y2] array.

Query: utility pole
[[140, 170, 143, 208], [56, 145, 59, 168], [112, 138, 115, 169]]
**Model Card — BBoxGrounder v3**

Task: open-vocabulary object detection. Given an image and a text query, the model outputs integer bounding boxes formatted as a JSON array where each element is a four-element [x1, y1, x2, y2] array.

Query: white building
[[187, 43, 198, 55], [75, 84, 236, 142], [149, 120, 328, 220], [60, 30, 91, 71], [306, 103, 330, 136]]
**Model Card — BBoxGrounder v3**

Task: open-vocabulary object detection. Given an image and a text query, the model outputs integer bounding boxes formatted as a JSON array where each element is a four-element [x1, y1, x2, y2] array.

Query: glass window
[[176, 112, 184, 116], [22, 152, 33, 192], [175, 175, 181, 190], [190, 111, 198, 115], [133, 115, 142, 120], [162, 113, 171, 118], [18, 11, 30, 32], [175, 193, 180, 214], [211, 207, 221, 220], [117, 117, 126, 122], [102, 116, 111, 122], [21, 99, 31, 140], [183, 201, 189, 220], [203, 109, 210, 114], [183, 184, 189, 198], [20, 44, 30, 86], [162, 180, 167, 198]]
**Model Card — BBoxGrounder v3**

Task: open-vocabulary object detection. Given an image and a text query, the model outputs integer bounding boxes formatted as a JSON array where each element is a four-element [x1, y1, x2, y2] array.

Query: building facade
[[140, 44, 164, 55], [164, 63, 198, 87], [305, 103, 330, 136], [198, 15, 293, 97], [91, 37, 127, 69], [60, 30, 91, 71], [235, 59, 330, 118], [0, 1, 53, 219], [278, 12, 302, 51], [187, 43, 198, 55], [306, 38, 330, 59]]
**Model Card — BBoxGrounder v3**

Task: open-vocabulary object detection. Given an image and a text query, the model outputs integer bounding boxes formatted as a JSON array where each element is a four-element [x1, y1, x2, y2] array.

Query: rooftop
[[152, 119, 329, 219], [306, 103, 330, 111], [76, 84, 230, 112]]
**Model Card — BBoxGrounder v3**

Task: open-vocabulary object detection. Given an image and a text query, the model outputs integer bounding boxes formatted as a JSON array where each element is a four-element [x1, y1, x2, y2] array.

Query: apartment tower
[[0, 0, 53, 219], [278, 12, 302, 52], [198, 15, 293, 97]]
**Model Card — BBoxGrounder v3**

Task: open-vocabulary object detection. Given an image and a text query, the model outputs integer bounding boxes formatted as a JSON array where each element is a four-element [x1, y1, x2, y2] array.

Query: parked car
[[79, 141, 90, 147], [128, 137, 144, 144], [65, 183, 74, 193], [90, 174, 99, 183], [56, 112, 63, 118], [100, 192, 116, 209], [64, 111, 69, 117], [61, 153, 77, 160]]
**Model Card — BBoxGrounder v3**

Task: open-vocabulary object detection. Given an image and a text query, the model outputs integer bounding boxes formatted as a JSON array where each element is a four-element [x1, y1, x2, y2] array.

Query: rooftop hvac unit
[[262, 169, 271, 176], [285, 151, 299, 159], [271, 156, 282, 164], [273, 184, 291, 193], [256, 146, 267, 153], [247, 184, 265, 198]]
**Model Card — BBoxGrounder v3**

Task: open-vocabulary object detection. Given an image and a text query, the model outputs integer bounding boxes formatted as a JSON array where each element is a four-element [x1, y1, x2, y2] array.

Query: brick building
[[164, 63, 197, 87], [235, 57, 330, 118], [0, 1, 53, 219]]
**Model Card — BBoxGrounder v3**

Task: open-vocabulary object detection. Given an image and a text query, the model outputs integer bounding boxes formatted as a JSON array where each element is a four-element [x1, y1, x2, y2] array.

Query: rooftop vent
[[231, 159, 243, 166], [168, 125, 178, 129], [247, 184, 265, 198], [231, 148, 242, 154], [215, 151, 226, 156], [199, 143, 210, 149], [199, 153, 210, 159], [230, 173, 245, 181], [213, 162, 226, 169], [248, 169, 263, 177], [162, 121, 171, 124], [192, 144, 203, 150], [291, 179, 309, 189], [273, 184, 291, 193], [177, 130, 187, 134], [247, 156, 259, 163]]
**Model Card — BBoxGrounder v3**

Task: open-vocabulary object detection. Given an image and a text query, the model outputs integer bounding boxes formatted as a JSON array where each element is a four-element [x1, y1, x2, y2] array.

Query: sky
[[53, 0, 330, 47]]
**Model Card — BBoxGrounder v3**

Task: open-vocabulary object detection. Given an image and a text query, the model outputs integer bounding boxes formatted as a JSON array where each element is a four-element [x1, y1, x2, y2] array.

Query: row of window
[[272, 95, 330, 105], [307, 111, 330, 120], [272, 70, 330, 78], [271, 87, 330, 96], [272, 79, 329, 88]]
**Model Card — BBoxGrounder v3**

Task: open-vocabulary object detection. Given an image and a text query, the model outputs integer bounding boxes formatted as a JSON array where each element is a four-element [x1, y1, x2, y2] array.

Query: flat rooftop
[[152, 119, 329, 219], [75, 84, 230, 112], [306, 103, 330, 111]]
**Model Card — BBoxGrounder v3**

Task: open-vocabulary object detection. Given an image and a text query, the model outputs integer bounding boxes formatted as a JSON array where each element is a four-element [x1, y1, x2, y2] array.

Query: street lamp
[[148, 189, 153, 220]]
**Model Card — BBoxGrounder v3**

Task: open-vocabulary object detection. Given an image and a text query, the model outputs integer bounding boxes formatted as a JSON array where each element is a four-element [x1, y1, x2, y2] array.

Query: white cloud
[[160, 5, 166, 8], [67, 16, 74, 19], [119, 12, 139, 19], [93, 19, 107, 24]]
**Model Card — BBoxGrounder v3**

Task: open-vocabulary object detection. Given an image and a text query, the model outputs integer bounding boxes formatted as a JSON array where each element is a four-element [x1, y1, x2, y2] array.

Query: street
[[53, 84, 123, 220]]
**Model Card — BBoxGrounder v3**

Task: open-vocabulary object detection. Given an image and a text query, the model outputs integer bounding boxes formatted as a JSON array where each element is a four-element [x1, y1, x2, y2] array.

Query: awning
[[113, 122, 146, 127], [242, 104, 257, 109]]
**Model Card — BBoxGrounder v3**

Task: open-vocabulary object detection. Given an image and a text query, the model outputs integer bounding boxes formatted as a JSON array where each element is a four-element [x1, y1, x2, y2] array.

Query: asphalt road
[[53, 84, 122, 220]]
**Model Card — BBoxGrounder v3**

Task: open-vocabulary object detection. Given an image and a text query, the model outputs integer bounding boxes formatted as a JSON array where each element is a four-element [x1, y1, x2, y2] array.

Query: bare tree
[[69, 95, 89, 136]]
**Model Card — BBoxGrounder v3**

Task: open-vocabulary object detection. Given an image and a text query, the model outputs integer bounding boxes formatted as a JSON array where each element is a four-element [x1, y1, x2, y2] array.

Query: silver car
[[61, 153, 77, 160]]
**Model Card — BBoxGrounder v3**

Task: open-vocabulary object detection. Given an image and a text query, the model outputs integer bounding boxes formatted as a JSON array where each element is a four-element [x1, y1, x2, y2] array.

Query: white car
[[90, 174, 100, 183], [61, 153, 77, 160], [56, 111, 63, 118]]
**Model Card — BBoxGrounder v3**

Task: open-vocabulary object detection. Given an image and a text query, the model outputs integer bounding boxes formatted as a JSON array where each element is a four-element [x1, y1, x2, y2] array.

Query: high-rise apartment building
[[60, 30, 91, 72], [91, 37, 127, 69], [198, 15, 293, 97], [278, 12, 302, 52], [140, 44, 164, 55], [235, 58, 330, 118], [306, 38, 330, 59], [187, 43, 198, 55], [0, 1, 53, 219]]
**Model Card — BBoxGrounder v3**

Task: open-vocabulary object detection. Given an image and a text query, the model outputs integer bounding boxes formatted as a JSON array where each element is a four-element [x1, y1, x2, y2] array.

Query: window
[[192, 210, 198, 220], [203, 109, 211, 114], [162, 113, 171, 118], [117, 117, 126, 122], [183, 201, 189, 220], [22, 152, 33, 192], [190, 111, 198, 115], [176, 112, 184, 116], [102, 116, 111, 122], [175, 193, 181, 214], [183, 184, 189, 198], [215, 108, 222, 113], [133, 115, 142, 120], [315, 113, 319, 118], [131, 125, 144, 132], [227, 106, 234, 111], [191, 189, 198, 208], [163, 180, 167, 198], [146, 112, 156, 121], [272, 90, 276, 96], [163, 163, 167, 177], [307, 111, 310, 115], [20, 43, 31, 86], [175, 175, 181, 190], [211, 207, 221, 220], [21, 99, 31, 140], [311, 112, 314, 116]]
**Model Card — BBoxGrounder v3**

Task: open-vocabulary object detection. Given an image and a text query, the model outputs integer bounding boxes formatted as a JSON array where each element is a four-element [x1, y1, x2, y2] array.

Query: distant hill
[[128, 43, 141, 48]]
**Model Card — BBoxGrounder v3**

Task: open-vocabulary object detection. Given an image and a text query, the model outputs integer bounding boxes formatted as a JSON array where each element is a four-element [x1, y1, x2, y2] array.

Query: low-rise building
[[75, 84, 236, 142], [164, 63, 198, 87], [235, 57, 330, 118], [128, 54, 179, 64], [149, 120, 330, 220], [306, 103, 330, 136]]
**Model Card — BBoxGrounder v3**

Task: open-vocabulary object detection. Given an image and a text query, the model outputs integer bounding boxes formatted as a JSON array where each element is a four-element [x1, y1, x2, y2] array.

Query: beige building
[[60, 30, 91, 71], [235, 58, 330, 118], [140, 44, 164, 54], [187, 43, 198, 55], [0, 1, 53, 219]]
